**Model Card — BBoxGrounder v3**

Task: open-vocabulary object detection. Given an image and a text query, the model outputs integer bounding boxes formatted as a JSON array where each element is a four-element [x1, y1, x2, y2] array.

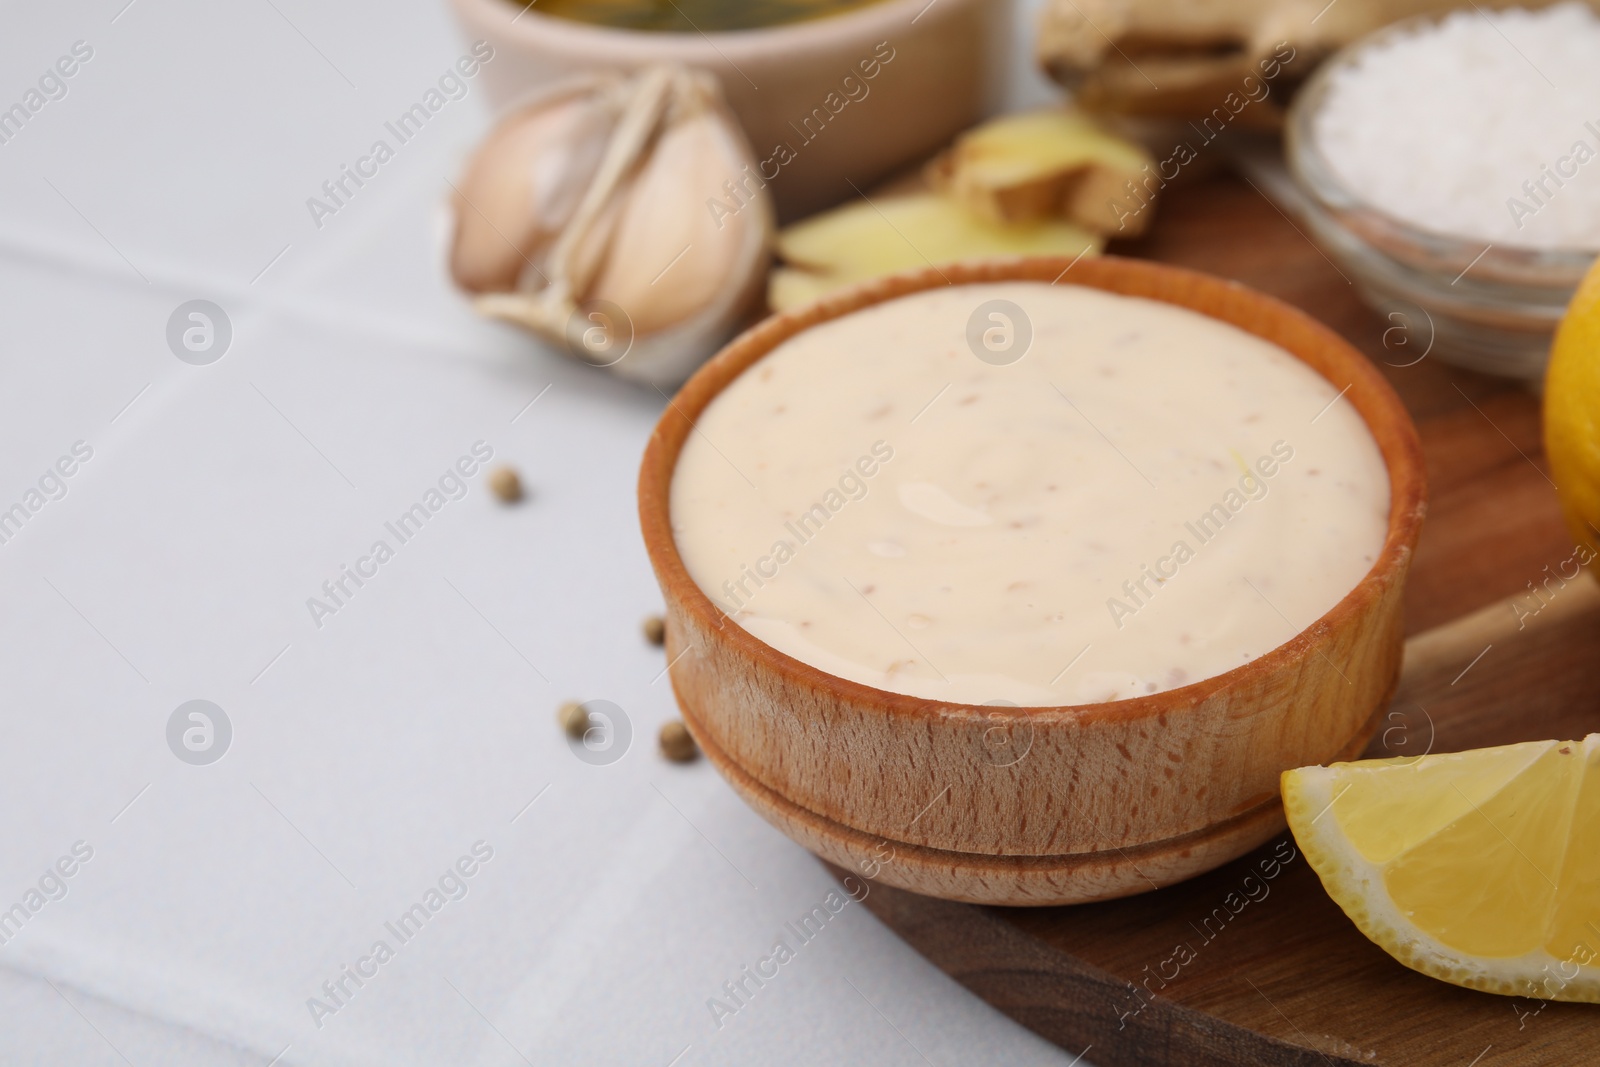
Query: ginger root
[[927, 108, 1155, 236], [1033, 0, 1591, 124], [768, 192, 1101, 313]]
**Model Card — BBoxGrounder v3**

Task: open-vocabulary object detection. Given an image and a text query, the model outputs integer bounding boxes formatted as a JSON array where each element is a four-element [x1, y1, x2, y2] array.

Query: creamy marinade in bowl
[[671, 282, 1389, 707], [639, 258, 1426, 905]]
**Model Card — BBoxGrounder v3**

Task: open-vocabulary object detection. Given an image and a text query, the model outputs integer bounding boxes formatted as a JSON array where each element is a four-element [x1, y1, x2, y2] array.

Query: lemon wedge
[[1546, 255, 1600, 565], [1283, 736, 1600, 1001]]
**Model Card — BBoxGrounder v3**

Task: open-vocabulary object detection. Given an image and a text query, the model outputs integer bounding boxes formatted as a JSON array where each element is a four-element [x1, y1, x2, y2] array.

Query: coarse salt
[[1312, 2, 1600, 250]]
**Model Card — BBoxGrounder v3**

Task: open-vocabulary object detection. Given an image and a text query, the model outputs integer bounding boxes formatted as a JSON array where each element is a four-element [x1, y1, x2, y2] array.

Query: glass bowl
[[1284, 15, 1599, 381]]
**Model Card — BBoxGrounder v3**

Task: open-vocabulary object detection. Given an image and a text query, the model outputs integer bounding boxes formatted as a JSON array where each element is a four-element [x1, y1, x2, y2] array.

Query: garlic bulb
[[450, 66, 773, 388]]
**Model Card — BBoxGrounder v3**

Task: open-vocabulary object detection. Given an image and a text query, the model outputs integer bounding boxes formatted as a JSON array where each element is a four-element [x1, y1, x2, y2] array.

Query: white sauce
[[670, 282, 1390, 706]]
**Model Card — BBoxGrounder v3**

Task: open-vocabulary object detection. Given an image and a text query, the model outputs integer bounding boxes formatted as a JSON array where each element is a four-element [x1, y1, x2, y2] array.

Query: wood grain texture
[[828, 173, 1596, 1065], [639, 255, 1427, 904]]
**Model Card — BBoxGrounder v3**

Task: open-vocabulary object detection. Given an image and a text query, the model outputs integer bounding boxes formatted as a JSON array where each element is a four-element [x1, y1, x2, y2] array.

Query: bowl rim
[[638, 256, 1427, 725], [1284, 11, 1600, 279], [454, 0, 961, 57]]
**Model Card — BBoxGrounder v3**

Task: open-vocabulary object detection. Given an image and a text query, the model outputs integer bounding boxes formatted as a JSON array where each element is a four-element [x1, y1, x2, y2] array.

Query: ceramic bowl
[[638, 257, 1427, 905], [449, 0, 999, 220]]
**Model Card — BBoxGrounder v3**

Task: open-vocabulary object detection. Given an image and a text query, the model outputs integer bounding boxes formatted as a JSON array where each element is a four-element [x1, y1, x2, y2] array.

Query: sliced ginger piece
[[928, 109, 1155, 236], [769, 193, 1101, 312], [768, 268, 844, 314]]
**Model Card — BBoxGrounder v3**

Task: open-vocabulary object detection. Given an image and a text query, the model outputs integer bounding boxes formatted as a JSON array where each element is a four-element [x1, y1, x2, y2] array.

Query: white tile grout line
[[0, 227, 513, 370]]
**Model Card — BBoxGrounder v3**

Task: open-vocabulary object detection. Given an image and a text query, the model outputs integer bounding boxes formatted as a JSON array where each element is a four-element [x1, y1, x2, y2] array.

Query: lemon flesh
[[1283, 736, 1600, 1000]]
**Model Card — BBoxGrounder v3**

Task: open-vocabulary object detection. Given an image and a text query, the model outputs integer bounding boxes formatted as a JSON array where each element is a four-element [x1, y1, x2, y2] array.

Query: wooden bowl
[[638, 257, 1427, 905]]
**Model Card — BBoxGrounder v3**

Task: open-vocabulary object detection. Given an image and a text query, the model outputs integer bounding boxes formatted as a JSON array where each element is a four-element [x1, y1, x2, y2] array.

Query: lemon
[[1283, 737, 1600, 1001], [1545, 256, 1600, 563]]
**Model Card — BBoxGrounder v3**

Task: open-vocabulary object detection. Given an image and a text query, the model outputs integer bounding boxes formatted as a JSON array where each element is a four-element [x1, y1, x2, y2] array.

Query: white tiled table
[[0, 0, 1084, 1064]]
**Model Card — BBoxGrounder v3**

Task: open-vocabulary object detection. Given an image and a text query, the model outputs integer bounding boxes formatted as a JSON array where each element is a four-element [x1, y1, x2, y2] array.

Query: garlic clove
[[452, 65, 773, 388], [538, 174, 628, 303], [532, 65, 677, 311], [450, 78, 624, 294], [588, 71, 771, 338]]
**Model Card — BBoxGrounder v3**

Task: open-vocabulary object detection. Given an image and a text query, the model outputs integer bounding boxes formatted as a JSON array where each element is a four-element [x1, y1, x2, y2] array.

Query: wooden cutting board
[[830, 172, 1600, 1066]]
